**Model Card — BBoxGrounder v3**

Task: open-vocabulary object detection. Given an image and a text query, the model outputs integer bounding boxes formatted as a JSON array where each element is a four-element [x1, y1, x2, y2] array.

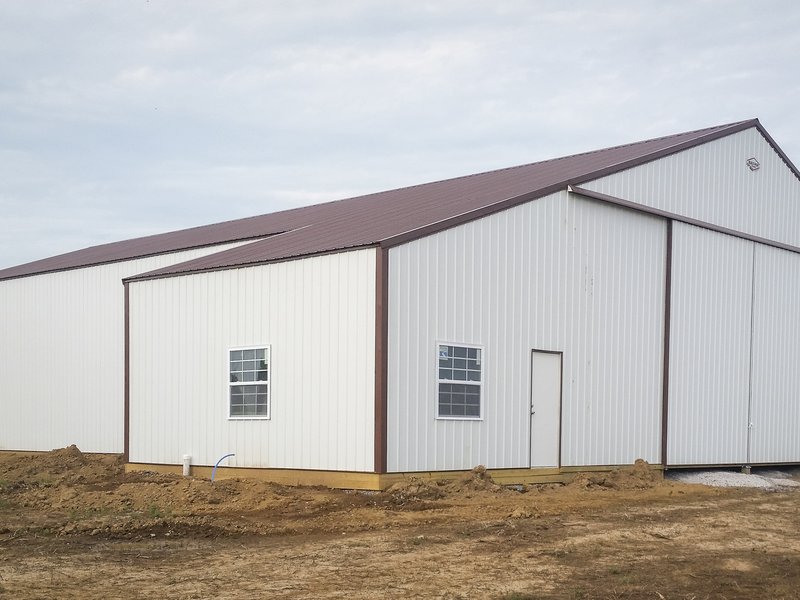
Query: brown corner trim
[[374, 247, 389, 473], [123, 282, 131, 462], [569, 186, 800, 256], [661, 221, 673, 467]]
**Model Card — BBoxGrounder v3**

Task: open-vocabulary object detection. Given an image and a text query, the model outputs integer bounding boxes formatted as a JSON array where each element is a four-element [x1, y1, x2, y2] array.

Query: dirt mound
[[386, 477, 446, 502], [568, 459, 662, 490], [0, 446, 124, 488], [443, 465, 507, 494], [47, 444, 87, 465]]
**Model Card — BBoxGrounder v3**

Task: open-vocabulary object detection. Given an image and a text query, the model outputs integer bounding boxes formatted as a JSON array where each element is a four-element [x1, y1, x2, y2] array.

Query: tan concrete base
[[125, 462, 664, 491]]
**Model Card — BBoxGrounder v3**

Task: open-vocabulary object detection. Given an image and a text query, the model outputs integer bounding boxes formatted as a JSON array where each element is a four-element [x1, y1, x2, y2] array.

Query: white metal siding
[[128, 249, 376, 471], [667, 223, 753, 465], [583, 128, 800, 248], [750, 244, 800, 463], [0, 242, 253, 453], [388, 192, 666, 471]]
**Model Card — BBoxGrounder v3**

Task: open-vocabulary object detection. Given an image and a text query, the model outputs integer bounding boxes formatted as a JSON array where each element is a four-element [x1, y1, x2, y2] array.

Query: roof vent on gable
[[746, 157, 760, 171]]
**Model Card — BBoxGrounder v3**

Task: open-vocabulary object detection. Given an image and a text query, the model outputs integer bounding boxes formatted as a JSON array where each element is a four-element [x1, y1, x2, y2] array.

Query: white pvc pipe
[[182, 454, 192, 477]]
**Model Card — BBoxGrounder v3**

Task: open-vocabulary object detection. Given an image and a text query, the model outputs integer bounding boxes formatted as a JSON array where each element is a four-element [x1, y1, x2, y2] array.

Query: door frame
[[528, 348, 564, 469]]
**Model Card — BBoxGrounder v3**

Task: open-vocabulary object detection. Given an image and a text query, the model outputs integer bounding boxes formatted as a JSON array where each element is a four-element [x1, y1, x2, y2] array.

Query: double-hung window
[[437, 343, 482, 419], [229, 347, 270, 418]]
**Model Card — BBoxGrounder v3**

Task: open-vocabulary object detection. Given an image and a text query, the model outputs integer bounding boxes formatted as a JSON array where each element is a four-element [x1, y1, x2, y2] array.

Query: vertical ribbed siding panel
[[128, 249, 376, 471], [387, 192, 666, 471], [668, 224, 753, 465], [0, 240, 254, 454], [750, 245, 800, 463], [583, 128, 800, 248]]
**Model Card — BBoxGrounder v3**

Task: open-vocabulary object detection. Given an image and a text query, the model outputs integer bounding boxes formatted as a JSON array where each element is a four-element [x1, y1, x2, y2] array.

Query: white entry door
[[530, 350, 562, 468]]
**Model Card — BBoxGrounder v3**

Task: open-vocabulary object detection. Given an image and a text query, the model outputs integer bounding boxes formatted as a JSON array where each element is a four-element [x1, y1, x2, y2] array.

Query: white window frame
[[435, 341, 484, 421], [227, 345, 271, 420]]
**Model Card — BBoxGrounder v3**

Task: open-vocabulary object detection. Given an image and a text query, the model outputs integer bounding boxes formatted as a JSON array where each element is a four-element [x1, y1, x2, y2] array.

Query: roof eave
[[122, 243, 380, 283]]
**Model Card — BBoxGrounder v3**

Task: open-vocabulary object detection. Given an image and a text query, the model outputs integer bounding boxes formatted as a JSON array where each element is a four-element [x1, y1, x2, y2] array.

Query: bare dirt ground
[[1, 448, 799, 599]]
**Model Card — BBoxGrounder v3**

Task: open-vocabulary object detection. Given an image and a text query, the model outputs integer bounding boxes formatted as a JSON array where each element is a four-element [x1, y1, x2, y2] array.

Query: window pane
[[439, 368, 452, 380], [467, 371, 481, 382], [230, 352, 269, 417], [453, 358, 466, 369], [467, 348, 477, 359], [438, 345, 450, 359], [453, 370, 466, 381], [439, 356, 453, 368], [438, 376, 480, 419], [453, 346, 467, 358]]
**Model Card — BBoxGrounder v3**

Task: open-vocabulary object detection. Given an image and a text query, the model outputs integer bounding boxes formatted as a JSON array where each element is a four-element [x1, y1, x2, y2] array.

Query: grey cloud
[[1, 0, 798, 268]]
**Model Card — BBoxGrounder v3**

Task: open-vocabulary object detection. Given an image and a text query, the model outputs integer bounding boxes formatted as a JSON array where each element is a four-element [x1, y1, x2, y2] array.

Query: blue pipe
[[211, 453, 235, 483]]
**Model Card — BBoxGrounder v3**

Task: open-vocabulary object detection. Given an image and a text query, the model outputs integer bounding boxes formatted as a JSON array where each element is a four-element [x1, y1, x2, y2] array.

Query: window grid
[[229, 347, 270, 418], [437, 344, 482, 419]]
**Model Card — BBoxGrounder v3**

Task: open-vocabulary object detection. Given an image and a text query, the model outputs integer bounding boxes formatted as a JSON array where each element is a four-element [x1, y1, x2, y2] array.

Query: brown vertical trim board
[[660, 220, 673, 467], [373, 246, 389, 473], [123, 282, 131, 462]]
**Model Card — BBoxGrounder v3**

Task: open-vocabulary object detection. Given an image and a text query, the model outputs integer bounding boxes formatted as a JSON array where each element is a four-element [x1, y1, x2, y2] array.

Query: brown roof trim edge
[[380, 120, 759, 251], [569, 186, 800, 256], [374, 247, 389, 474], [569, 119, 760, 187], [379, 183, 568, 249], [753, 120, 800, 182]]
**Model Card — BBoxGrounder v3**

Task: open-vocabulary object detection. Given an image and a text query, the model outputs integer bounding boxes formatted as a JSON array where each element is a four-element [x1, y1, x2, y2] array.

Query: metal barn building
[[2, 118, 799, 488]]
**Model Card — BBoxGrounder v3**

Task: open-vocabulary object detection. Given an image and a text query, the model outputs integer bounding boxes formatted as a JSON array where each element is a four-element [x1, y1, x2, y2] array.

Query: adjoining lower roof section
[[4, 118, 784, 284]]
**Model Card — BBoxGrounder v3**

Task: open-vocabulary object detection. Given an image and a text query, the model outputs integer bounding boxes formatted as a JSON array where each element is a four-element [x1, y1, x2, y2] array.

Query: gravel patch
[[667, 468, 800, 489]]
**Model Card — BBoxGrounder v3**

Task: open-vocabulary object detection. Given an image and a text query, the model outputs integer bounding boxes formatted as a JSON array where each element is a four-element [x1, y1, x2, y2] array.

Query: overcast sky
[[1, 1, 798, 268]]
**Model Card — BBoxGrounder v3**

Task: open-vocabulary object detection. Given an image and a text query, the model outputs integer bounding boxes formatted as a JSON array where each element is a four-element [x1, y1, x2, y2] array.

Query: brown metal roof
[[0, 119, 769, 283]]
